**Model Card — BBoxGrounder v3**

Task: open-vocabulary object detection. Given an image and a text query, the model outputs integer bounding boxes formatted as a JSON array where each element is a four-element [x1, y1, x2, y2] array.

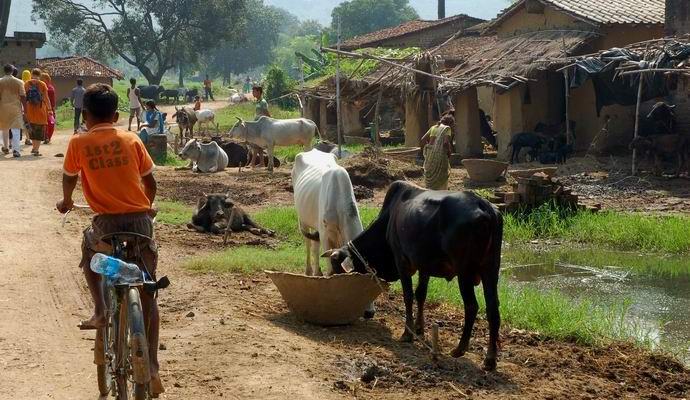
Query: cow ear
[[320, 249, 335, 258]]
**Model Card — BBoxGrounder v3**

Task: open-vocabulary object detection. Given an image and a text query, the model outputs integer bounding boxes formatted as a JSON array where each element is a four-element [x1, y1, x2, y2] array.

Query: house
[[341, 14, 485, 51], [38, 56, 124, 103], [441, 0, 666, 159], [0, 31, 46, 72]]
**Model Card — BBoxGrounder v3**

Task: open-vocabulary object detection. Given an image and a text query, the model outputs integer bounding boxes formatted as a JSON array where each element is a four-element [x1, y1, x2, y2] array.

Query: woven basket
[[462, 159, 509, 182], [382, 147, 421, 162], [266, 271, 387, 326]]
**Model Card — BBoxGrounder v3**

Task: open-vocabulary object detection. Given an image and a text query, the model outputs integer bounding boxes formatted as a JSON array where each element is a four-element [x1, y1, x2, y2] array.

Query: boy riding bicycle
[[56, 84, 164, 396]]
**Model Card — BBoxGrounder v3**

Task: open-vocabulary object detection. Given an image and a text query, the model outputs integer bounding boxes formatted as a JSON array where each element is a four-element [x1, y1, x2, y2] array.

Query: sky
[[9, 0, 509, 35]]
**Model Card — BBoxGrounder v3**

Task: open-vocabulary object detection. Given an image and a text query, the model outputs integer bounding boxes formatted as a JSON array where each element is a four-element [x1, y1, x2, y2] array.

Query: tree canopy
[[331, 0, 419, 40], [33, 0, 246, 84]]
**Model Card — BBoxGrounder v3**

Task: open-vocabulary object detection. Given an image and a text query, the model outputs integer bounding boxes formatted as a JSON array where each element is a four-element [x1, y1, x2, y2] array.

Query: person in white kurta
[[0, 64, 27, 158]]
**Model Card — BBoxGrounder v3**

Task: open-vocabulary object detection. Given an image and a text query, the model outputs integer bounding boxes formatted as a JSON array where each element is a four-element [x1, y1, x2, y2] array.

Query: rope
[[347, 241, 435, 354]]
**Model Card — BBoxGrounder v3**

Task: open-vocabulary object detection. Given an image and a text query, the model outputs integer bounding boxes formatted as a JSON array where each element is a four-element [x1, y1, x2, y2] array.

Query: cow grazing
[[196, 109, 218, 134], [322, 181, 503, 370], [629, 134, 688, 176], [178, 138, 229, 173], [187, 193, 274, 243], [138, 85, 165, 101], [160, 89, 181, 104], [228, 116, 321, 172]]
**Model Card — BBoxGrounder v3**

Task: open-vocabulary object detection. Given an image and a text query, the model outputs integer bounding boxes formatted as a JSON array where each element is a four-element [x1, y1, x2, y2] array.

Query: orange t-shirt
[[24, 79, 50, 125], [64, 124, 155, 215]]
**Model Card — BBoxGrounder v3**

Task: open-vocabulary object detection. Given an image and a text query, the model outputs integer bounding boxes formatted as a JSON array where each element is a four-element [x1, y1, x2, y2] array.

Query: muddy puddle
[[503, 246, 690, 363]]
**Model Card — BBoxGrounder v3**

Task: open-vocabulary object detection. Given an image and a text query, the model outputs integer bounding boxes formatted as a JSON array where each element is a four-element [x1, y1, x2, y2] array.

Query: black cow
[[508, 132, 545, 163], [322, 181, 503, 370], [646, 102, 675, 135], [138, 85, 165, 101], [629, 134, 688, 176], [185, 88, 199, 103], [187, 193, 274, 242], [209, 138, 281, 169], [160, 89, 181, 104]]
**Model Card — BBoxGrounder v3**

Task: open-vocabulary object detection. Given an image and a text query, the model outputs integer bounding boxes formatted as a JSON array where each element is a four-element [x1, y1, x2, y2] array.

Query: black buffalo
[[209, 138, 281, 169], [138, 85, 165, 101], [479, 109, 497, 148], [185, 88, 199, 103], [160, 89, 181, 104], [323, 181, 503, 370]]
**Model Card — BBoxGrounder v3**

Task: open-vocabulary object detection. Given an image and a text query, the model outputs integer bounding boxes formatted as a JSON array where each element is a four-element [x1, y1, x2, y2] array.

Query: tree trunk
[[438, 0, 445, 19], [178, 63, 184, 87]]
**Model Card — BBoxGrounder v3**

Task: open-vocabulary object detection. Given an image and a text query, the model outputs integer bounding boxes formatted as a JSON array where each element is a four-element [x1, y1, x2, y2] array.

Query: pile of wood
[[491, 172, 598, 212]]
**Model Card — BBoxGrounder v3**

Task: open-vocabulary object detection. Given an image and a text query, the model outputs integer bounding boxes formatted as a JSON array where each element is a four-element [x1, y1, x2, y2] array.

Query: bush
[[263, 65, 298, 109]]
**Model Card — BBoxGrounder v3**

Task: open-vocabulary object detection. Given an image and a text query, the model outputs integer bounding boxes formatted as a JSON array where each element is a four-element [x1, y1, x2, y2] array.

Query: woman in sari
[[420, 114, 455, 190], [41, 73, 57, 144]]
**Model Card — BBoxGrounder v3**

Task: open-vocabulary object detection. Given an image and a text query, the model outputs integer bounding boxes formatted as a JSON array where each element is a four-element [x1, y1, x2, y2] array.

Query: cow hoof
[[399, 331, 414, 343], [363, 310, 375, 319], [450, 346, 466, 358], [483, 357, 497, 371]]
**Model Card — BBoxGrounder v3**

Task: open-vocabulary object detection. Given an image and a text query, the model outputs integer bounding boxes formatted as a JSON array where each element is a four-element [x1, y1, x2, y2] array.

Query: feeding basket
[[382, 147, 421, 162], [462, 159, 509, 182], [265, 271, 387, 326]]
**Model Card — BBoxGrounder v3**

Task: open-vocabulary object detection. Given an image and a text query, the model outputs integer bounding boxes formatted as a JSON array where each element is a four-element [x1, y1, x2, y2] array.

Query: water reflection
[[503, 247, 690, 362]]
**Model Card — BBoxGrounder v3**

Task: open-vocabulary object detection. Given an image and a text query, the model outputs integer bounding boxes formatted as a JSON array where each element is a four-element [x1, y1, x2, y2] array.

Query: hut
[[38, 56, 124, 103], [440, 0, 666, 160], [0, 31, 46, 72]]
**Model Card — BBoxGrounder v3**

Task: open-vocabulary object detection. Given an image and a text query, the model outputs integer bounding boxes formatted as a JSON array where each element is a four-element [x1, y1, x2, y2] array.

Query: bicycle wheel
[[128, 288, 151, 400], [97, 284, 115, 396]]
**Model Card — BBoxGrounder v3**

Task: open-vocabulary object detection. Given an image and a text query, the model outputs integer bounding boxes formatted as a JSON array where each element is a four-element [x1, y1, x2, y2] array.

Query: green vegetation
[[161, 153, 188, 167], [156, 201, 194, 226], [503, 202, 690, 254]]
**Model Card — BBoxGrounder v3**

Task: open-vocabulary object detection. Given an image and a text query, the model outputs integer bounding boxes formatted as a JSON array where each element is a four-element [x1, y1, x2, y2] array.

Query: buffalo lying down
[[188, 193, 275, 243], [323, 181, 503, 370]]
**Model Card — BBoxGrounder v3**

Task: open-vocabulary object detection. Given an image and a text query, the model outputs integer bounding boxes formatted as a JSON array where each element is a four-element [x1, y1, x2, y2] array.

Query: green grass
[[156, 201, 194, 225], [504, 202, 690, 254], [161, 152, 187, 167], [415, 279, 647, 347]]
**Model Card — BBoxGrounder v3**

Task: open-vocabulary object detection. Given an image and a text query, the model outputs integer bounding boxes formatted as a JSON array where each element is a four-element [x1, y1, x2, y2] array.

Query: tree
[[331, 0, 419, 40], [208, 0, 293, 80], [33, 0, 247, 85]]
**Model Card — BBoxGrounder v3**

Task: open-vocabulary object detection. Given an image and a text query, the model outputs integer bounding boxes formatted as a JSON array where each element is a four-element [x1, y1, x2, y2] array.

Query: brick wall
[[0, 39, 38, 71]]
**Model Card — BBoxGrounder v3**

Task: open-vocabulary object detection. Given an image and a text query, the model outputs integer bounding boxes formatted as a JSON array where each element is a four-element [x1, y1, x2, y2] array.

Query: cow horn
[[235, 117, 243, 122], [202, 192, 207, 197], [320, 249, 335, 258]]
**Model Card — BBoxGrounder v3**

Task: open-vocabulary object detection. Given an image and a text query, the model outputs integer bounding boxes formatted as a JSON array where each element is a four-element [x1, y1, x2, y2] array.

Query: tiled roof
[[436, 35, 498, 62], [341, 14, 484, 50], [490, 0, 665, 29], [38, 56, 124, 80]]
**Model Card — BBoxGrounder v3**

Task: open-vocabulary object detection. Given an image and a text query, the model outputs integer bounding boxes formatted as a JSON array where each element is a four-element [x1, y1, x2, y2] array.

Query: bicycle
[[93, 232, 169, 399]]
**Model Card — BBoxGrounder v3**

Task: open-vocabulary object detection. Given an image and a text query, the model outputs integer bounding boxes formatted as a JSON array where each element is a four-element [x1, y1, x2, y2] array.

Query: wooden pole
[[632, 73, 644, 175], [298, 58, 305, 118], [431, 323, 440, 361], [336, 16, 342, 158], [373, 88, 383, 147], [563, 68, 572, 145]]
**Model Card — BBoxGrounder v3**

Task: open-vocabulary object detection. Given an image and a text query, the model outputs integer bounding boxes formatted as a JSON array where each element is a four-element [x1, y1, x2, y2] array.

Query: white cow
[[195, 109, 218, 134], [229, 116, 320, 172], [292, 149, 375, 318], [178, 138, 228, 173]]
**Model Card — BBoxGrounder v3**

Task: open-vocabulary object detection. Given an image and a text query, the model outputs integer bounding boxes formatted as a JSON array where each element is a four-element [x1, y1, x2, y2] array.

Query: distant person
[[11, 67, 18, 78], [70, 79, 86, 134], [193, 95, 201, 111], [243, 77, 252, 94], [21, 69, 30, 83], [253, 85, 270, 119], [420, 114, 454, 190], [203, 75, 214, 101], [0, 64, 27, 158], [24, 68, 52, 156], [127, 78, 143, 131], [41, 72, 57, 144], [138, 100, 164, 145]]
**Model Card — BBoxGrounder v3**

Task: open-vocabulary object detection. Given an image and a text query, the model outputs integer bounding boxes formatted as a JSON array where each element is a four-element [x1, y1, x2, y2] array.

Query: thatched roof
[[436, 35, 497, 64], [38, 56, 124, 80], [441, 30, 597, 92]]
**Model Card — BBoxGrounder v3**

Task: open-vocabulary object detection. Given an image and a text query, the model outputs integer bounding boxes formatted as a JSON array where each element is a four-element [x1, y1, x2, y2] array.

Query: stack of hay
[[491, 172, 599, 213]]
